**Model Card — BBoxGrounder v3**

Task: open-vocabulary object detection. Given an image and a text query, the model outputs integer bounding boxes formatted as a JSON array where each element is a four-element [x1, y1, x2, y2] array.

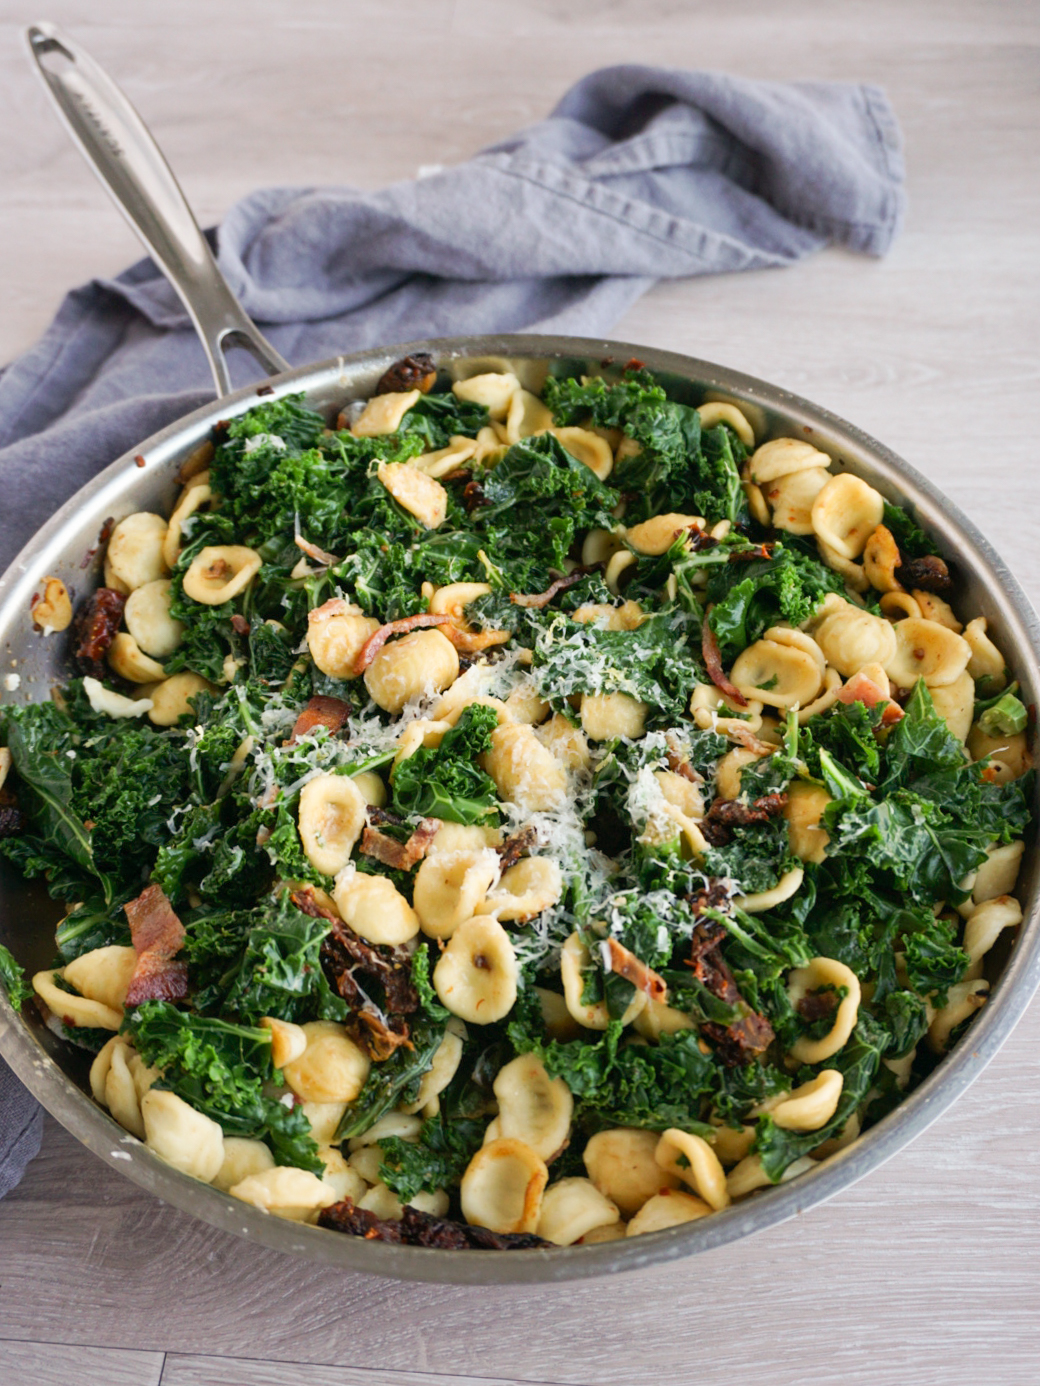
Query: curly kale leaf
[[125, 1001, 322, 1171], [882, 501, 940, 559], [335, 1015, 447, 1141], [398, 392, 489, 448], [224, 395, 327, 451], [391, 703, 500, 825], [378, 1113, 485, 1202], [0, 945, 31, 1011], [707, 544, 845, 665]]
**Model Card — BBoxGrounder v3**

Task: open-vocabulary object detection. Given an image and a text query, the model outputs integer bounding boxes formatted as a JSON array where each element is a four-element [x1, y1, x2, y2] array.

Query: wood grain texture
[[1, 2, 1040, 1385], [0, 1338, 165, 1386], [159, 1354, 559, 1386]]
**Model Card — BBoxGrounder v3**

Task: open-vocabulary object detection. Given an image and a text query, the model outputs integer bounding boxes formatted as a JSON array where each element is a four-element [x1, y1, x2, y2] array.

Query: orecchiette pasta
[[884, 618, 971, 690], [580, 692, 648, 740], [281, 1021, 371, 1103], [413, 847, 500, 939], [626, 1189, 712, 1236], [583, 1127, 681, 1217], [787, 957, 862, 1063], [298, 772, 367, 876], [654, 1129, 730, 1211], [747, 437, 832, 484], [433, 915, 519, 1024], [333, 867, 421, 947], [962, 616, 1007, 688], [351, 389, 422, 436], [105, 512, 169, 591], [536, 1178, 620, 1246], [460, 1137, 548, 1234], [769, 1070, 844, 1131], [730, 638, 823, 710], [182, 545, 262, 605], [377, 462, 448, 529], [480, 722, 567, 811], [810, 473, 885, 560], [124, 578, 184, 659], [307, 600, 380, 678], [146, 671, 214, 726], [141, 1089, 225, 1182], [561, 932, 647, 1031], [364, 628, 459, 713], [493, 1053, 574, 1162]]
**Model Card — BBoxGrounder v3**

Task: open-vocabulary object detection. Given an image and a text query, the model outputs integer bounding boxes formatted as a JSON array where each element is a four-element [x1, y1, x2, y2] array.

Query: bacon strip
[[509, 570, 590, 609], [124, 884, 188, 1005], [360, 817, 439, 871], [295, 534, 340, 567], [72, 588, 126, 680], [288, 695, 351, 745], [701, 615, 747, 708], [354, 614, 458, 674], [441, 625, 511, 656], [602, 938, 668, 1003], [837, 672, 905, 724], [727, 723, 777, 756]]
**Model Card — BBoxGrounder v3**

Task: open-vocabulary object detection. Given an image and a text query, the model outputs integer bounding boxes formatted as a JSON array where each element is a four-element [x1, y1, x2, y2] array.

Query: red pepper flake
[[257, 385, 274, 396], [624, 358, 645, 372], [134, 453, 146, 468]]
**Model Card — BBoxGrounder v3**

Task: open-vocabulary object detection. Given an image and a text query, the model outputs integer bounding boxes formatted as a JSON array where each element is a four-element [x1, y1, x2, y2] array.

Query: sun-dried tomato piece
[[318, 1198, 550, 1249], [375, 352, 437, 396], [0, 805, 26, 838], [72, 588, 126, 680], [497, 825, 538, 871], [685, 918, 775, 1065], [701, 615, 747, 708], [700, 792, 787, 846], [896, 553, 951, 592]]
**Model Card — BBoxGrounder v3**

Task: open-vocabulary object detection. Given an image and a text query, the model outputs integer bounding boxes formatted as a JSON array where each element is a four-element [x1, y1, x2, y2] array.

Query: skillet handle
[[25, 22, 289, 398]]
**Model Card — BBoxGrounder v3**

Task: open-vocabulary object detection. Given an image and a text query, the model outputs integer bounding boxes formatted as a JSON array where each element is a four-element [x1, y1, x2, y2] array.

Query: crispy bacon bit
[[367, 804, 405, 828], [701, 614, 747, 708], [360, 817, 439, 871], [700, 792, 787, 847], [230, 613, 251, 636], [441, 624, 512, 656], [603, 938, 668, 1003], [687, 881, 732, 915], [462, 479, 488, 512], [294, 534, 340, 567], [376, 352, 438, 396], [72, 588, 126, 680], [124, 884, 189, 1005], [318, 1198, 550, 1249], [686, 918, 775, 1065], [896, 553, 951, 592], [510, 570, 591, 609], [287, 695, 351, 745], [666, 750, 702, 784], [838, 671, 905, 723], [497, 825, 538, 871], [354, 614, 457, 674], [0, 805, 26, 838], [727, 723, 777, 756]]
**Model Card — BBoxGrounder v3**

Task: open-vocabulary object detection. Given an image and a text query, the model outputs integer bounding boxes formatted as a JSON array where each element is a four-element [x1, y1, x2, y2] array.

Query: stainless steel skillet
[[1, 22, 1038, 1285]]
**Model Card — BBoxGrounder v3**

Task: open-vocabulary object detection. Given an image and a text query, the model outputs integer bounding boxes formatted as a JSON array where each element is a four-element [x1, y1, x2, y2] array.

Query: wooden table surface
[[2, 2, 1039, 1383]]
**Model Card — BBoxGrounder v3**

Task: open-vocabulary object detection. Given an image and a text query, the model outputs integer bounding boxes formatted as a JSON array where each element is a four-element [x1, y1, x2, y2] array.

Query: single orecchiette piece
[[212, 1137, 277, 1193], [810, 473, 885, 560], [63, 944, 138, 1014], [333, 867, 421, 947], [730, 638, 823, 710], [307, 600, 380, 679], [146, 672, 214, 726], [229, 1165, 338, 1222], [433, 915, 519, 1024], [535, 714, 592, 771], [816, 537, 870, 593], [94, 1037, 144, 1136], [690, 682, 765, 736], [82, 676, 152, 720], [862, 524, 903, 593], [141, 1089, 225, 1182], [560, 932, 646, 1031], [632, 998, 696, 1042], [762, 466, 830, 534], [580, 692, 649, 740], [163, 471, 215, 569], [787, 957, 862, 1063], [583, 1127, 681, 1217], [883, 617, 971, 689], [962, 894, 1022, 981], [124, 578, 184, 658], [626, 1189, 712, 1236], [32, 968, 123, 1031], [319, 1146, 369, 1204], [581, 527, 625, 567], [413, 435, 479, 479], [182, 545, 262, 605], [365, 627, 459, 713], [452, 372, 521, 419], [551, 427, 614, 480], [655, 1130, 730, 1211], [347, 1112, 423, 1152], [413, 847, 500, 939], [477, 856, 563, 922], [351, 389, 421, 436], [297, 772, 367, 876], [429, 582, 492, 627], [713, 746, 763, 802], [107, 632, 167, 684], [505, 389, 554, 443], [480, 722, 567, 811], [573, 600, 645, 632], [697, 401, 756, 448], [31, 577, 73, 635], [624, 513, 702, 556], [784, 781, 832, 864], [962, 616, 1007, 689], [377, 462, 448, 529], [492, 1053, 573, 1162], [733, 866, 804, 914], [708, 1122, 755, 1167], [106, 512, 170, 591], [928, 669, 975, 742], [260, 1016, 308, 1068], [726, 1153, 815, 1201], [813, 603, 897, 678], [301, 1100, 348, 1145], [654, 768, 704, 820], [281, 1021, 371, 1103], [536, 1178, 620, 1246], [966, 724, 1030, 783], [460, 1137, 548, 1234], [400, 1021, 467, 1115], [769, 1070, 844, 1131], [971, 841, 1025, 905], [927, 978, 989, 1053]]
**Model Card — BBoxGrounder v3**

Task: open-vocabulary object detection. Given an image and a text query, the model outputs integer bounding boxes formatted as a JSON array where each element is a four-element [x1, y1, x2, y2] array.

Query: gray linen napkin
[[0, 63, 904, 1195]]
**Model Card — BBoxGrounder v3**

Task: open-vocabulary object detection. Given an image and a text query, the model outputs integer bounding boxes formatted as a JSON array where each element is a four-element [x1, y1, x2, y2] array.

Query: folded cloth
[[0, 63, 904, 1195]]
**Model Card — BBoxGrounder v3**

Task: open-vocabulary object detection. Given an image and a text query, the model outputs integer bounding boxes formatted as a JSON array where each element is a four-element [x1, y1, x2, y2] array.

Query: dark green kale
[[224, 395, 327, 451], [55, 897, 133, 962], [0, 944, 31, 1010], [707, 544, 845, 665], [391, 703, 501, 825], [703, 817, 800, 896], [335, 1015, 447, 1141], [398, 391, 489, 448], [125, 1001, 322, 1171], [378, 1113, 485, 1202], [882, 501, 940, 559]]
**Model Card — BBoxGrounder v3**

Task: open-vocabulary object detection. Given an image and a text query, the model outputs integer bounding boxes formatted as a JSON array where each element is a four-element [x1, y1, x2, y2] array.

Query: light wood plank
[[160, 1353, 559, 1386], [0, 1338, 164, 1386], [0, 2, 1039, 1385]]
